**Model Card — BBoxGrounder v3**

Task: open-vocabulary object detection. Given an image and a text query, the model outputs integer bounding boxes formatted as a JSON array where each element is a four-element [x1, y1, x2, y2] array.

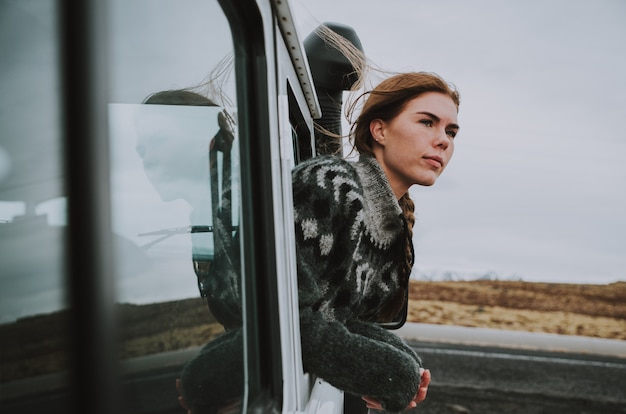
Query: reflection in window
[[108, 0, 245, 411], [0, 0, 68, 385]]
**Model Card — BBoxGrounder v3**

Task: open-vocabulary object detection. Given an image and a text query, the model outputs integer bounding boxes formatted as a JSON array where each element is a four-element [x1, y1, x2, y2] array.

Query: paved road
[[3, 325, 625, 414], [398, 323, 626, 414], [405, 340, 626, 414]]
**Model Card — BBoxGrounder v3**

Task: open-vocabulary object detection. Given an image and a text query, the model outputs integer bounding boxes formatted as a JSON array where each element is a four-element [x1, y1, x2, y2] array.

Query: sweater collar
[[354, 154, 402, 214], [353, 154, 403, 244]]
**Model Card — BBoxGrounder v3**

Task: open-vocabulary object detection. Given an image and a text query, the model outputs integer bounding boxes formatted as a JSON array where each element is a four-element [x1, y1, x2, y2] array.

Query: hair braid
[[399, 192, 415, 270], [376, 192, 415, 323], [399, 193, 416, 233]]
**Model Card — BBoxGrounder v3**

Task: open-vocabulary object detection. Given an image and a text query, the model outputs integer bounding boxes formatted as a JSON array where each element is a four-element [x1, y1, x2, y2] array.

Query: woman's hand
[[361, 368, 431, 411], [410, 368, 431, 406], [175, 378, 192, 414]]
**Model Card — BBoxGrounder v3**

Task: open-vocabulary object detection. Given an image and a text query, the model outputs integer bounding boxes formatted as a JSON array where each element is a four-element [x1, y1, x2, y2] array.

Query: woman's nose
[[434, 129, 449, 149]]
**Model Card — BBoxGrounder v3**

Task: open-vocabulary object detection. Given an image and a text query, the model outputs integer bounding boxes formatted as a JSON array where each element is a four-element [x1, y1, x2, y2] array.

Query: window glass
[[0, 0, 67, 383], [0, 1, 245, 407], [108, 0, 244, 410]]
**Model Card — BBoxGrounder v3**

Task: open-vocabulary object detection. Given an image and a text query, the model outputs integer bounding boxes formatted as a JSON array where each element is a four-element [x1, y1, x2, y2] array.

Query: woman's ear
[[369, 119, 385, 145]]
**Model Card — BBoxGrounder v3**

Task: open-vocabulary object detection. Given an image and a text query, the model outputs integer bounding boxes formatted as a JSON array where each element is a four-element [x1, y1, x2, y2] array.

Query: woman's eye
[[419, 119, 433, 127], [446, 130, 457, 139]]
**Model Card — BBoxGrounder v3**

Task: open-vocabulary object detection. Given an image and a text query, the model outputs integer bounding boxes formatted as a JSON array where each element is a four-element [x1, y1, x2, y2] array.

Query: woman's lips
[[423, 155, 443, 168]]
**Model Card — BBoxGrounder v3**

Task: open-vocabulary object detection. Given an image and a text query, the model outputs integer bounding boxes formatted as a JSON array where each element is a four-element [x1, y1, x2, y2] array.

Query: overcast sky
[[1, 0, 624, 323], [292, 0, 626, 284]]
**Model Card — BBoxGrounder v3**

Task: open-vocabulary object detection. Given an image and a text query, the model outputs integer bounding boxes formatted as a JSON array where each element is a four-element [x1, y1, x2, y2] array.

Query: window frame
[[60, 0, 119, 413], [218, 0, 285, 410]]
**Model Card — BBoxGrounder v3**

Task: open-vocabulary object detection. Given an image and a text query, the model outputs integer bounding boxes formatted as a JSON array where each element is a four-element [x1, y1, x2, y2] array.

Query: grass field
[[1, 280, 624, 382]]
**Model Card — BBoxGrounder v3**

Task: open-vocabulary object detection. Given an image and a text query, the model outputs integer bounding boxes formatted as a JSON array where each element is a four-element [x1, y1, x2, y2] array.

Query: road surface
[[2, 324, 625, 413]]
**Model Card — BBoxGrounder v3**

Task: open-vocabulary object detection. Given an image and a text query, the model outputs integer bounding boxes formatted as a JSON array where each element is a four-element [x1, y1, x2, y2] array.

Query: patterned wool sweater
[[181, 155, 423, 414], [292, 154, 423, 412], [293, 154, 410, 321]]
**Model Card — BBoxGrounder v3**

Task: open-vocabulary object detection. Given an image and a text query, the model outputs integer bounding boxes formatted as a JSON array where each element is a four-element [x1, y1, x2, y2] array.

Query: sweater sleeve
[[292, 157, 422, 413], [299, 308, 422, 413], [179, 328, 244, 413]]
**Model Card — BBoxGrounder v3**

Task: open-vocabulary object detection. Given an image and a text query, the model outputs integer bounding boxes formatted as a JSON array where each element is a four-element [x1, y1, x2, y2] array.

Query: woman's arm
[[178, 329, 244, 413], [299, 308, 422, 413], [345, 318, 421, 366]]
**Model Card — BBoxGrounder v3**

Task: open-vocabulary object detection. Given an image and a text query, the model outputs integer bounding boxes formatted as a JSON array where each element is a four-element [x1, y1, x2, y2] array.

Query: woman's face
[[370, 91, 459, 197], [135, 111, 208, 202]]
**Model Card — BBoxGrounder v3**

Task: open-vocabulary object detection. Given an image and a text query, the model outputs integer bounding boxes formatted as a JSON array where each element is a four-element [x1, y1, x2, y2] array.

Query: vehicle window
[[0, 0, 67, 384], [288, 86, 313, 165], [0, 0, 245, 410], [108, 0, 244, 410]]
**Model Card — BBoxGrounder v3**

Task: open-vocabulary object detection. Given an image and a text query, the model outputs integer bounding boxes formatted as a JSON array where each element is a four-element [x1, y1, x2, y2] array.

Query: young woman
[[292, 71, 460, 412], [177, 71, 460, 413]]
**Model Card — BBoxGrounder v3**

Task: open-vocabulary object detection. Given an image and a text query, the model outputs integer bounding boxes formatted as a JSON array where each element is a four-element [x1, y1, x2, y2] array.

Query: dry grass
[[2, 280, 624, 382], [406, 280, 626, 340], [408, 300, 626, 339]]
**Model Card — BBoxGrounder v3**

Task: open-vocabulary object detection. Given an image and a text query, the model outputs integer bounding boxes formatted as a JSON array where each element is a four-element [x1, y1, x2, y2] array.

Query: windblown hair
[[312, 23, 368, 91], [142, 89, 217, 106], [142, 53, 234, 109]]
